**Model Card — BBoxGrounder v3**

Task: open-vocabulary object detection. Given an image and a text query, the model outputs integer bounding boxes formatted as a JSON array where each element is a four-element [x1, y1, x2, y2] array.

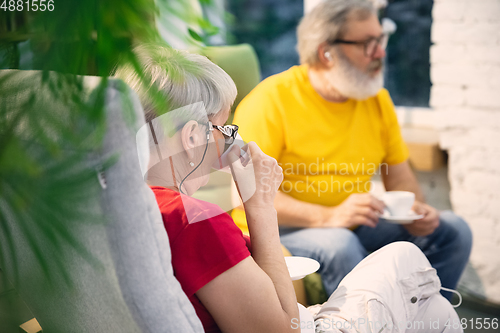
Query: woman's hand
[[228, 142, 283, 211]]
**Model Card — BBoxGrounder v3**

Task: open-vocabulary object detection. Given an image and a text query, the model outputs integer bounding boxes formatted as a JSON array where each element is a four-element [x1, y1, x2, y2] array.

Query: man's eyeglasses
[[328, 33, 389, 58], [209, 122, 239, 146]]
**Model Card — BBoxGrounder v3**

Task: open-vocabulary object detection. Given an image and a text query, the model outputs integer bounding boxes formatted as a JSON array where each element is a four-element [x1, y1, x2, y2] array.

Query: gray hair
[[115, 43, 237, 127], [297, 0, 376, 66]]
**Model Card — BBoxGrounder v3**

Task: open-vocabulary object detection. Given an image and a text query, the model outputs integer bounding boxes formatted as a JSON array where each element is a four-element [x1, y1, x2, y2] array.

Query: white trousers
[[299, 242, 463, 333]]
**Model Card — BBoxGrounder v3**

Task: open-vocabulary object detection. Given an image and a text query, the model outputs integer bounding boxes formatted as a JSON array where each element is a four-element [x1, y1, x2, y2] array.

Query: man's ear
[[180, 120, 204, 160], [318, 43, 334, 67]]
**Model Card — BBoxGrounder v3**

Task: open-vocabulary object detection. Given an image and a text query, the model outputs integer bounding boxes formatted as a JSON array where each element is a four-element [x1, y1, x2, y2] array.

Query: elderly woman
[[115, 45, 462, 333], [116, 44, 299, 333]]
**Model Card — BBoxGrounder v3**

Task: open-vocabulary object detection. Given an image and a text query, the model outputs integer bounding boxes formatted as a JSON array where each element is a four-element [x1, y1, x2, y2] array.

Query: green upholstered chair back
[[202, 44, 261, 118]]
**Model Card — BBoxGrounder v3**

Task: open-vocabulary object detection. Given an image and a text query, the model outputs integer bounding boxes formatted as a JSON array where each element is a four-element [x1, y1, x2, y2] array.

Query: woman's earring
[[189, 161, 195, 167]]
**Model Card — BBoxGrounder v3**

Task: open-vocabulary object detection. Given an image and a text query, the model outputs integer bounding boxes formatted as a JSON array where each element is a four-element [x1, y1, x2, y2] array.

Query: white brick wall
[[430, 86, 466, 107], [431, 44, 500, 65], [434, 109, 500, 130], [431, 0, 500, 304], [431, 64, 500, 88], [433, 0, 500, 23], [432, 22, 500, 44]]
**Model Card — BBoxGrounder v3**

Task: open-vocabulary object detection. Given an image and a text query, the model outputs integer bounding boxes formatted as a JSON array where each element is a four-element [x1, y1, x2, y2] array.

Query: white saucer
[[284, 256, 320, 281], [380, 210, 424, 224]]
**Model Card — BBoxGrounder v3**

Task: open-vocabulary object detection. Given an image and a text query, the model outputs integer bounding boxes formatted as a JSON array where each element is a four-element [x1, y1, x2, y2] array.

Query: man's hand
[[322, 193, 385, 229], [404, 201, 440, 236]]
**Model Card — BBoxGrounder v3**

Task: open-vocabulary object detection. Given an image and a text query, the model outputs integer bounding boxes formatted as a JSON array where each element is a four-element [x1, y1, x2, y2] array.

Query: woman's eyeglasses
[[210, 122, 239, 146]]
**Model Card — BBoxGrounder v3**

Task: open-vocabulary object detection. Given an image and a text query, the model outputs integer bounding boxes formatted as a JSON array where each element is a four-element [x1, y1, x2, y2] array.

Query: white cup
[[212, 133, 249, 172], [382, 191, 415, 216]]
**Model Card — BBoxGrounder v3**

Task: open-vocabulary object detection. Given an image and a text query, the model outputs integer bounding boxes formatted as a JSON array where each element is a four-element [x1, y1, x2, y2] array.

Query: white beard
[[326, 50, 384, 100]]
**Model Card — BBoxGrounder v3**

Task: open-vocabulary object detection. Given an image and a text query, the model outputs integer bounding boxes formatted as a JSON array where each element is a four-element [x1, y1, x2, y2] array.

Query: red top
[[150, 186, 251, 333]]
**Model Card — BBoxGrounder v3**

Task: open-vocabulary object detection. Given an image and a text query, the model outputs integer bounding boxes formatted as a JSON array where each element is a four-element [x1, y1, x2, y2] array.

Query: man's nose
[[372, 44, 386, 59]]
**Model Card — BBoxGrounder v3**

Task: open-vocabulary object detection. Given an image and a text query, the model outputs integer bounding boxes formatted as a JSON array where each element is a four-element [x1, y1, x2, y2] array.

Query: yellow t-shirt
[[232, 65, 408, 233]]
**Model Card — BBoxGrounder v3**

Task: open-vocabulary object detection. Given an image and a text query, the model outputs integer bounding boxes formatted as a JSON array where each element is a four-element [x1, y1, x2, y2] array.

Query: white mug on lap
[[382, 191, 415, 216]]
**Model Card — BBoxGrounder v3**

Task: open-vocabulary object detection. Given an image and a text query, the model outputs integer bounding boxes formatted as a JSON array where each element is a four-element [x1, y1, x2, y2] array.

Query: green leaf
[[188, 28, 204, 42]]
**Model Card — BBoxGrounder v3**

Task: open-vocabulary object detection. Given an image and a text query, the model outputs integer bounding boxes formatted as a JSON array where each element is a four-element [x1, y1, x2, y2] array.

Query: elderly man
[[231, 0, 472, 298]]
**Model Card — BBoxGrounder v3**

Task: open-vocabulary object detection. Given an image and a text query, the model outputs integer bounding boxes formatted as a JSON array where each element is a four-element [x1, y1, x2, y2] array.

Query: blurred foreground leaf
[[0, 0, 213, 289]]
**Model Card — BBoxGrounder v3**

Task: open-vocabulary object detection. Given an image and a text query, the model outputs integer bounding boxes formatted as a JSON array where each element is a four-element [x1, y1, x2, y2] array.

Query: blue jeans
[[279, 210, 472, 299]]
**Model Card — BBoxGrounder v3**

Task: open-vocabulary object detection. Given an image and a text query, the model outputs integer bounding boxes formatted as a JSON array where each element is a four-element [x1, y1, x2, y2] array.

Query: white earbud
[[324, 51, 332, 60]]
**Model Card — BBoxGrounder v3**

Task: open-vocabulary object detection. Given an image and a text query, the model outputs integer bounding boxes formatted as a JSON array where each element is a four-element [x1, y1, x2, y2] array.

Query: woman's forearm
[[244, 206, 300, 328]]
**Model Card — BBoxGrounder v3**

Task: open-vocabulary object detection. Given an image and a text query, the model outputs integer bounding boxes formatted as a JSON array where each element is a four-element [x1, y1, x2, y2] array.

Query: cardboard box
[[401, 126, 445, 171]]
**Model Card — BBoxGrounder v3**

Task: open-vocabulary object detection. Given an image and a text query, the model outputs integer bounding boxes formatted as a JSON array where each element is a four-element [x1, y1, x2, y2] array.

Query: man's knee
[[332, 228, 363, 249], [313, 228, 366, 263], [334, 228, 367, 257], [440, 211, 473, 253], [281, 227, 365, 260]]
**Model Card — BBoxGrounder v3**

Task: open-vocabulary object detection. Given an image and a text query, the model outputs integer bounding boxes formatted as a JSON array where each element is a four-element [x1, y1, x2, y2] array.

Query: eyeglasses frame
[[208, 121, 239, 146], [328, 33, 389, 58]]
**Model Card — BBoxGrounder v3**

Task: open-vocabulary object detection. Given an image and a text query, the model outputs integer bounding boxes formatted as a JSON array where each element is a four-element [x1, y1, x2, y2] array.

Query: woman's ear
[[180, 120, 204, 160]]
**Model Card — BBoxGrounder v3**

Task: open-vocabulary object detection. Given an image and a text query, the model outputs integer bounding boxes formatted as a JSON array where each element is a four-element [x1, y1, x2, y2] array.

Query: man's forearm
[[274, 191, 326, 228], [381, 162, 425, 202], [387, 180, 424, 202]]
